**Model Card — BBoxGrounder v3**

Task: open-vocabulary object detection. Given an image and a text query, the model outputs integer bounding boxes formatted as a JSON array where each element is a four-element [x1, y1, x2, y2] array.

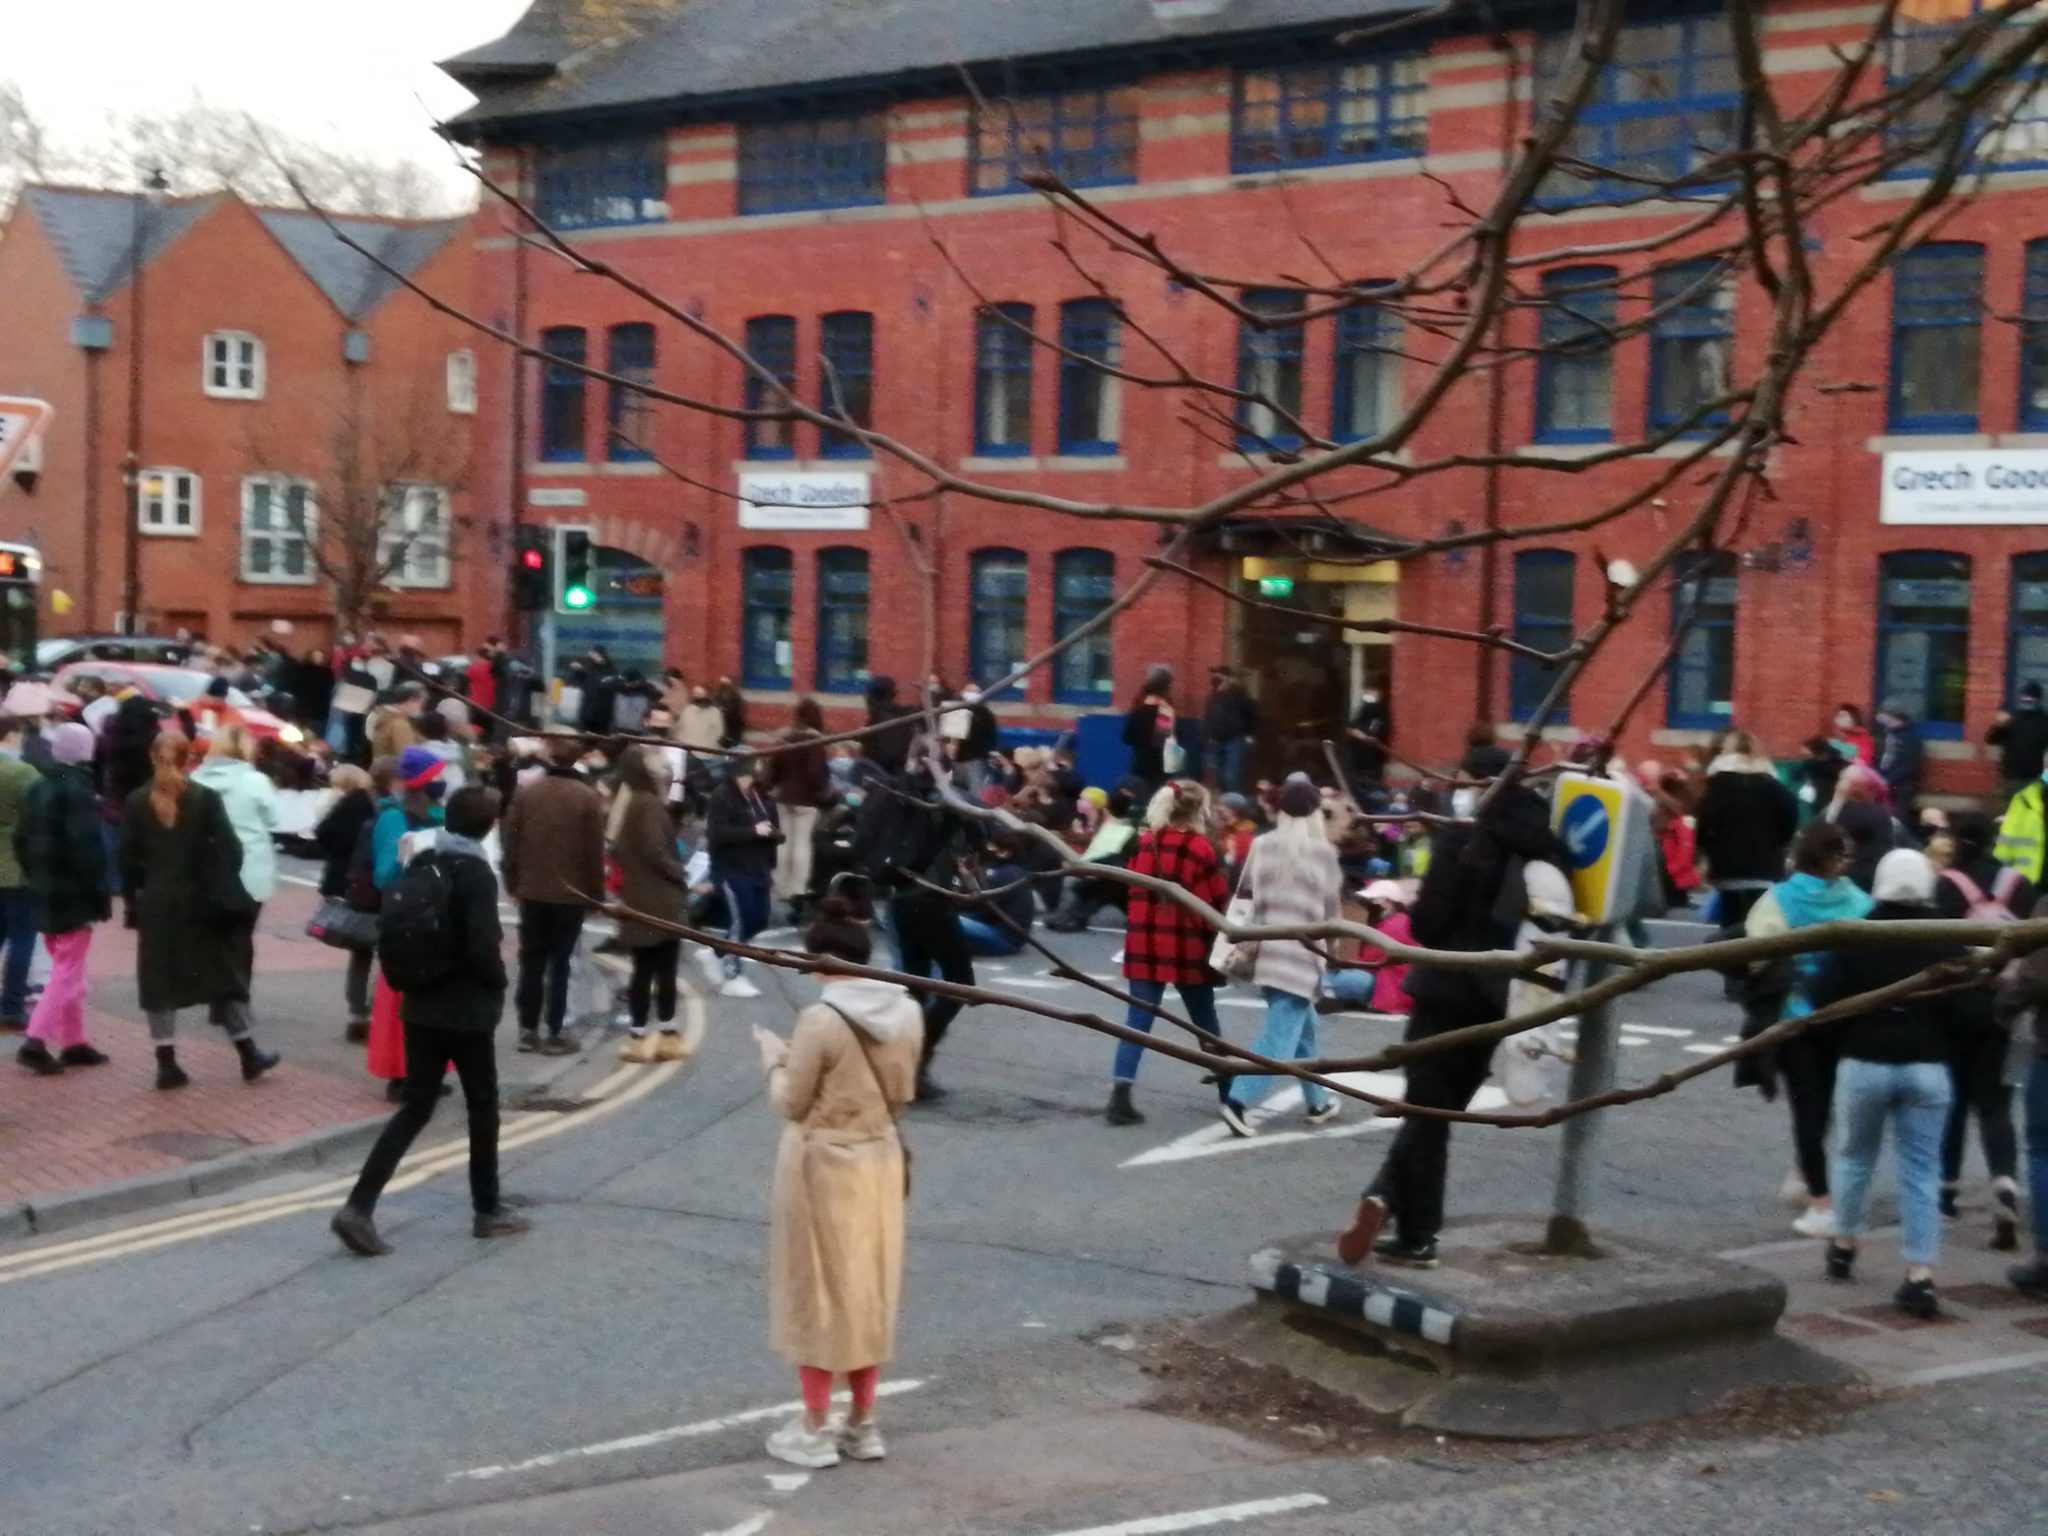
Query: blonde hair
[[149, 730, 192, 828], [207, 723, 257, 763], [1145, 779, 1211, 831], [329, 764, 371, 796]]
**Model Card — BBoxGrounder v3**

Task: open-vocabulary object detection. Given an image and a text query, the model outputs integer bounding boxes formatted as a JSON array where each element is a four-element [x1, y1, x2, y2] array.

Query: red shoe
[[1336, 1196, 1389, 1267]]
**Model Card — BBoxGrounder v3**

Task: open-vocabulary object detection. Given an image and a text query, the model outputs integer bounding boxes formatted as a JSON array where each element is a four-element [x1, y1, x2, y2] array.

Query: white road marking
[[1035, 1492, 1330, 1536], [704, 1517, 774, 1536], [764, 1474, 810, 1494], [1123, 1073, 1511, 1168], [1887, 1349, 2048, 1387], [1682, 1044, 1725, 1056], [447, 1380, 925, 1481], [1618, 1023, 1693, 1038]]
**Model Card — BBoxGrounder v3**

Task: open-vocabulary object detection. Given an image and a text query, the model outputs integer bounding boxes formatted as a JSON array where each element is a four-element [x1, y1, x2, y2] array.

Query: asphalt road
[[2, 889, 2042, 1536]]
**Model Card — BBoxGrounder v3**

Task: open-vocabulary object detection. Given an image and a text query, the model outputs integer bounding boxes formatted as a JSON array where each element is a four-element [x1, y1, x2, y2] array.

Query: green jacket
[[17, 764, 111, 935], [1996, 781, 2046, 886], [0, 754, 38, 889]]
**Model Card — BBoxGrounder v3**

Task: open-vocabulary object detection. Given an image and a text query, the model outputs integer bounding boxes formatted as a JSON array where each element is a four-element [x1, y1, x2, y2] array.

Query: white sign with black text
[[737, 469, 871, 531], [1881, 448, 2048, 525]]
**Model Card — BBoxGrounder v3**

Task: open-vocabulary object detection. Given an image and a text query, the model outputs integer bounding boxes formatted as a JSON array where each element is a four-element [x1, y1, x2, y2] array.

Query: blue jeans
[[1830, 1057, 1953, 1267], [957, 915, 1025, 957], [1211, 739, 1248, 795], [1226, 987, 1330, 1113], [0, 887, 34, 1021], [1113, 977, 1222, 1086], [2026, 1058, 2048, 1257], [1324, 969, 1377, 1009]]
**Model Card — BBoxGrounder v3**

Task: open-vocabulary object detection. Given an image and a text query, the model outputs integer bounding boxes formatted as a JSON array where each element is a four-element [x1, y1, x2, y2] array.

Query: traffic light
[[511, 525, 549, 611], [555, 527, 594, 613]]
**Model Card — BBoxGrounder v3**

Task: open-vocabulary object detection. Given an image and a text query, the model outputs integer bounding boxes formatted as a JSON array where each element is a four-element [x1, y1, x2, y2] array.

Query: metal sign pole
[[1546, 936, 1617, 1256]]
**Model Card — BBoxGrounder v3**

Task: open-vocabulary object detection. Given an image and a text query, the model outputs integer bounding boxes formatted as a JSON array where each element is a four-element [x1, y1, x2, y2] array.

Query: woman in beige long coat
[[753, 894, 923, 1471]]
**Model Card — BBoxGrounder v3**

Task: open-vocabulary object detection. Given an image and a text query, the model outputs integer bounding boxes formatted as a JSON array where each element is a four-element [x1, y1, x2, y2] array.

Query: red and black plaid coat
[[1122, 826, 1230, 985]]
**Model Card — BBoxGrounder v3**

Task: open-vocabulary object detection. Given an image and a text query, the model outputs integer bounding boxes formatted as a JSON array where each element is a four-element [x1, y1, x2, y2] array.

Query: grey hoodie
[[817, 976, 921, 1043]]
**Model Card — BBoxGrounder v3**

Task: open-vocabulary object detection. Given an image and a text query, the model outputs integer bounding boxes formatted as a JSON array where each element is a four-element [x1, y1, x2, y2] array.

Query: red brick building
[[443, 0, 2048, 794], [0, 187, 484, 655]]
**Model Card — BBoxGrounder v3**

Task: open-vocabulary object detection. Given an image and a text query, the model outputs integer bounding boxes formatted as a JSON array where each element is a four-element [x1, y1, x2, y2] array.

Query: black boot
[[59, 1043, 110, 1067], [1105, 1083, 1143, 1126], [16, 1038, 63, 1076], [330, 1206, 392, 1257], [233, 1036, 281, 1082], [154, 1045, 189, 1090]]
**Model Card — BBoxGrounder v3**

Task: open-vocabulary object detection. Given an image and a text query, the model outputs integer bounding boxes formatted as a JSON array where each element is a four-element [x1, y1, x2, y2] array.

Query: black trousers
[[1944, 1019, 2019, 1183], [516, 901, 586, 1037], [1365, 1005, 1497, 1245], [891, 888, 975, 1068], [1780, 1030, 1839, 1199], [628, 940, 681, 1030], [349, 1024, 500, 1216]]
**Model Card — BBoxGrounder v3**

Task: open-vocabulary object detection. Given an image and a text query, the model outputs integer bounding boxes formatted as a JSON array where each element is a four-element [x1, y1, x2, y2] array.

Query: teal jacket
[[190, 758, 282, 903]]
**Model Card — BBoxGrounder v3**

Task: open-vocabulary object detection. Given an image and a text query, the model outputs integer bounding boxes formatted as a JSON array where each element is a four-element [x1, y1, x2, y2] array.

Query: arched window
[[1509, 550, 1574, 723], [743, 315, 798, 460], [1876, 550, 1970, 737], [974, 303, 1034, 456], [538, 326, 587, 461], [1888, 243, 1983, 434], [818, 310, 874, 458], [1534, 266, 1617, 444], [605, 323, 656, 462], [1668, 550, 1738, 729], [1053, 549, 1115, 702], [815, 547, 870, 694], [969, 548, 1029, 694], [740, 547, 794, 689], [1236, 289, 1306, 451], [2010, 552, 2048, 701]]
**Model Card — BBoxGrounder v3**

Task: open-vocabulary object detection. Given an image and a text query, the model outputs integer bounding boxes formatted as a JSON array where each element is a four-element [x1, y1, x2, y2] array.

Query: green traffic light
[[563, 585, 595, 611]]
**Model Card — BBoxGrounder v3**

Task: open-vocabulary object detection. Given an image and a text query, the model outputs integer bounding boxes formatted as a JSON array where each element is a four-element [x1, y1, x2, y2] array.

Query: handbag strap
[[824, 1003, 906, 1127]]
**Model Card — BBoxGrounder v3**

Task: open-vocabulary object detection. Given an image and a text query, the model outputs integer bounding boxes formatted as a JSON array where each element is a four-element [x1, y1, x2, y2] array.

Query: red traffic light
[[521, 549, 545, 570]]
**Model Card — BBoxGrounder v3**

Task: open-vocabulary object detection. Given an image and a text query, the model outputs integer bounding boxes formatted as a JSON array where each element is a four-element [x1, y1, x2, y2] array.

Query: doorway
[[1233, 560, 1397, 781]]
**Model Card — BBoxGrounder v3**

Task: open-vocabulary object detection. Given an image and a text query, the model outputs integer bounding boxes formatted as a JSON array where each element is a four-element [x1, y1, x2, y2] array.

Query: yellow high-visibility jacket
[[1996, 781, 2046, 885]]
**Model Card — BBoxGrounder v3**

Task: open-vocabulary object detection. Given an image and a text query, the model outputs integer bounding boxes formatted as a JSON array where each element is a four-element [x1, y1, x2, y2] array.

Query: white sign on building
[[1881, 448, 2048, 525], [737, 469, 871, 531]]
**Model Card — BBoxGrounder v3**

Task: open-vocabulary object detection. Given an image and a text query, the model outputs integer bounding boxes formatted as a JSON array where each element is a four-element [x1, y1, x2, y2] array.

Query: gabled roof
[[445, 0, 1423, 137], [441, 0, 691, 85], [18, 186, 218, 304], [255, 212, 467, 321]]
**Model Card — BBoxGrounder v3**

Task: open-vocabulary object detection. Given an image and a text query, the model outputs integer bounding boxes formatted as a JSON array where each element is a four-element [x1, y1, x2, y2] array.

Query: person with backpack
[[501, 737, 606, 1054], [122, 730, 280, 1090], [330, 785, 529, 1258], [703, 755, 784, 1001], [366, 750, 450, 1096], [609, 746, 691, 1064], [12, 724, 114, 1077], [1932, 810, 2031, 1250], [314, 762, 384, 1044]]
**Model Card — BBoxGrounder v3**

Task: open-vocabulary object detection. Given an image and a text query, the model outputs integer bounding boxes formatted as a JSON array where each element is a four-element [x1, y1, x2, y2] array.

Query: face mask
[[1834, 715, 1853, 730], [962, 690, 982, 704], [1451, 787, 1479, 818]]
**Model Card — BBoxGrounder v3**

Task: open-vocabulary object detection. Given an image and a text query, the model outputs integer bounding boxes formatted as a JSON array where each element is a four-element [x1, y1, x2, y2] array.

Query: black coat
[[1694, 767, 1798, 884], [123, 783, 250, 1012], [1808, 904, 1967, 1064], [1989, 704, 2048, 782], [1878, 720, 1925, 805], [313, 788, 378, 897], [960, 702, 1000, 763], [1121, 701, 1172, 783], [705, 778, 782, 881], [1202, 685, 1258, 745], [1347, 701, 1392, 781], [16, 764, 111, 936], [863, 701, 918, 775], [101, 696, 163, 805], [398, 848, 507, 1033], [1832, 801, 1910, 892]]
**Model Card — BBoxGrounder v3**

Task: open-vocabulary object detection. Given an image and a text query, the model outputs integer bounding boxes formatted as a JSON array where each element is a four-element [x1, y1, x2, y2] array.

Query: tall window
[[2021, 241, 2048, 431], [743, 315, 798, 460], [1667, 550, 1738, 729], [971, 88, 1138, 195], [741, 547, 794, 688], [138, 469, 200, 535], [204, 331, 265, 399], [1887, 1, 2048, 179], [1649, 260, 1734, 433], [1237, 289, 1307, 450], [975, 304, 1035, 456], [606, 323, 656, 462], [1534, 16, 1738, 204], [381, 485, 452, 589], [737, 115, 888, 214], [815, 548, 871, 693], [1334, 294, 1403, 441], [1889, 243, 1983, 433], [534, 139, 667, 229], [539, 326, 588, 462], [240, 475, 315, 584], [1509, 550, 1575, 723], [969, 549, 1030, 693], [1535, 266, 1618, 444], [818, 311, 873, 458], [1233, 55, 1427, 170], [1877, 551, 1971, 738], [1053, 549, 1115, 702], [1057, 299, 1123, 455], [2009, 553, 2048, 701], [446, 350, 478, 415]]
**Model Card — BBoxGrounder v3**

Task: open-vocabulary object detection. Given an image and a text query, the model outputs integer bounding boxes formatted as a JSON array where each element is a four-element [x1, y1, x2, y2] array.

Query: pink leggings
[[799, 1365, 879, 1422]]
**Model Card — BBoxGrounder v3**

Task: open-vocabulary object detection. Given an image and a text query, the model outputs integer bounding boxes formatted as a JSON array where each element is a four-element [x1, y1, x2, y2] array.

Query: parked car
[[50, 662, 301, 744], [33, 634, 194, 675]]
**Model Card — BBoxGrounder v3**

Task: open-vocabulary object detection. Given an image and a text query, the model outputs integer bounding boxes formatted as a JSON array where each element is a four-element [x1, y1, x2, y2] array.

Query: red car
[[50, 663, 302, 744]]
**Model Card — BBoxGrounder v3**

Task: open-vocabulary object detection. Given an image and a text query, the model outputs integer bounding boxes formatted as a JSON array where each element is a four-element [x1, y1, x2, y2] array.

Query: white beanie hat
[[1872, 848, 1938, 906]]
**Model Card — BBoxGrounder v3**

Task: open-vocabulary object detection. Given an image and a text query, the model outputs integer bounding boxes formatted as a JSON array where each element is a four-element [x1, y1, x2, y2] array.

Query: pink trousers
[[26, 928, 93, 1051]]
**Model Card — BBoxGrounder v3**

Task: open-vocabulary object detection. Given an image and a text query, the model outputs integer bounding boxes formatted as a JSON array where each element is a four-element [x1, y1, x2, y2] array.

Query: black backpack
[[378, 851, 458, 991]]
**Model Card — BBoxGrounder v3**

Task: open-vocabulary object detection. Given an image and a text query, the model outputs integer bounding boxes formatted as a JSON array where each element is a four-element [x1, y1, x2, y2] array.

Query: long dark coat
[[122, 782, 251, 1012], [611, 789, 688, 947]]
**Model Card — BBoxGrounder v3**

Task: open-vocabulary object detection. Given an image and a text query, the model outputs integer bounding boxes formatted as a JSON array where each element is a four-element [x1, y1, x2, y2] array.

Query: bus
[[0, 541, 41, 668]]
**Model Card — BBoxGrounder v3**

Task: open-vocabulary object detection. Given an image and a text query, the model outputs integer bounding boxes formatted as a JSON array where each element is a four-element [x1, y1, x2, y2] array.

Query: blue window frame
[[740, 547, 794, 689], [1509, 550, 1574, 724], [974, 304, 1035, 456], [1876, 550, 1970, 739], [971, 88, 1138, 196], [605, 323, 655, 462], [1535, 266, 1617, 444], [1057, 299, 1122, 455], [818, 311, 873, 459], [1232, 55, 1427, 171], [1237, 290, 1307, 451], [1052, 549, 1115, 703], [1888, 243, 1983, 434], [1534, 16, 1738, 205], [1886, 2, 2048, 179], [539, 326, 587, 462], [737, 115, 887, 215], [534, 139, 667, 230], [969, 548, 1029, 694], [1648, 260, 1733, 434], [1333, 294, 1402, 442], [815, 547, 870, 694], [1667, 550, 1738, 730], [743, 316, 797, 460], [2008, 553, 2048, 703], [2021, 241, 2048, 431]]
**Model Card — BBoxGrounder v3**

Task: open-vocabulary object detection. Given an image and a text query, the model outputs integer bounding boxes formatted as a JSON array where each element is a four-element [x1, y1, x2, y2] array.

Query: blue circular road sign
[[1561, 794, 1610, 870]]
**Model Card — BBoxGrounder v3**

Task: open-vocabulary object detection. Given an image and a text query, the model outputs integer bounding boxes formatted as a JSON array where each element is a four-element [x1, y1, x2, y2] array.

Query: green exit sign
[[1257, 576, 1295, 598]]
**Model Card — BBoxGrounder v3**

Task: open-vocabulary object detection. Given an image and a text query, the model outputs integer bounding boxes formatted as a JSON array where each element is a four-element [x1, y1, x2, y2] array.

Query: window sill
[[202, 391, 264, 403], [961, 455, 1043, 472], [1219, 448, 1415, 468], [530, 461, 592, 477], [1650, 728, 1717, 748], [1924, 737, 1974, 758], [1516, 442, 1613, 460], [1649, 438, 1738, 458], [386, 580, 454, 592], [139, 526, 201, 539], [596, 461, 663, 477], [1864, 433, 1990, 452], [1046, 454, 1127, 472], [238, 575, 318, 587], [731, 459, 879, 475]]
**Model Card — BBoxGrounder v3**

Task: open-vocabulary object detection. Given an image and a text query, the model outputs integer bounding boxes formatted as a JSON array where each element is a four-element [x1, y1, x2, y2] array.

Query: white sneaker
[[1792, 1205, 1838, 1239], [693, 948, 726, 987], [721, 974, 762, 1000], [835, 1416, 886, 1462], [765, 1418, 840, 1469], [1304, 1100, 1341, 1128], [1110, 948, 1126, 965], [1218, 1099, 1256, 1138], [1778, 1170, 1810, 1208]]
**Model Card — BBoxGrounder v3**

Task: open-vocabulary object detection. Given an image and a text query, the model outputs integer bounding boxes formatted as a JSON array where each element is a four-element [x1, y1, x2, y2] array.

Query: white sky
[[9, 0, 534, 188]]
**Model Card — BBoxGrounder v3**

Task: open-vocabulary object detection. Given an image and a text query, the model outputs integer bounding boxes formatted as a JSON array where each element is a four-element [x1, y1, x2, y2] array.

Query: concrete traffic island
[[1218, 1220, 1860, 1440]]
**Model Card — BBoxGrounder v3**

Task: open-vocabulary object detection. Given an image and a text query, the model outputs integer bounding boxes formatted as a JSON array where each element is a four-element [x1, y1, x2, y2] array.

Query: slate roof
[[444, 0, 1425, 136], [255, 212, 467, 320]]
